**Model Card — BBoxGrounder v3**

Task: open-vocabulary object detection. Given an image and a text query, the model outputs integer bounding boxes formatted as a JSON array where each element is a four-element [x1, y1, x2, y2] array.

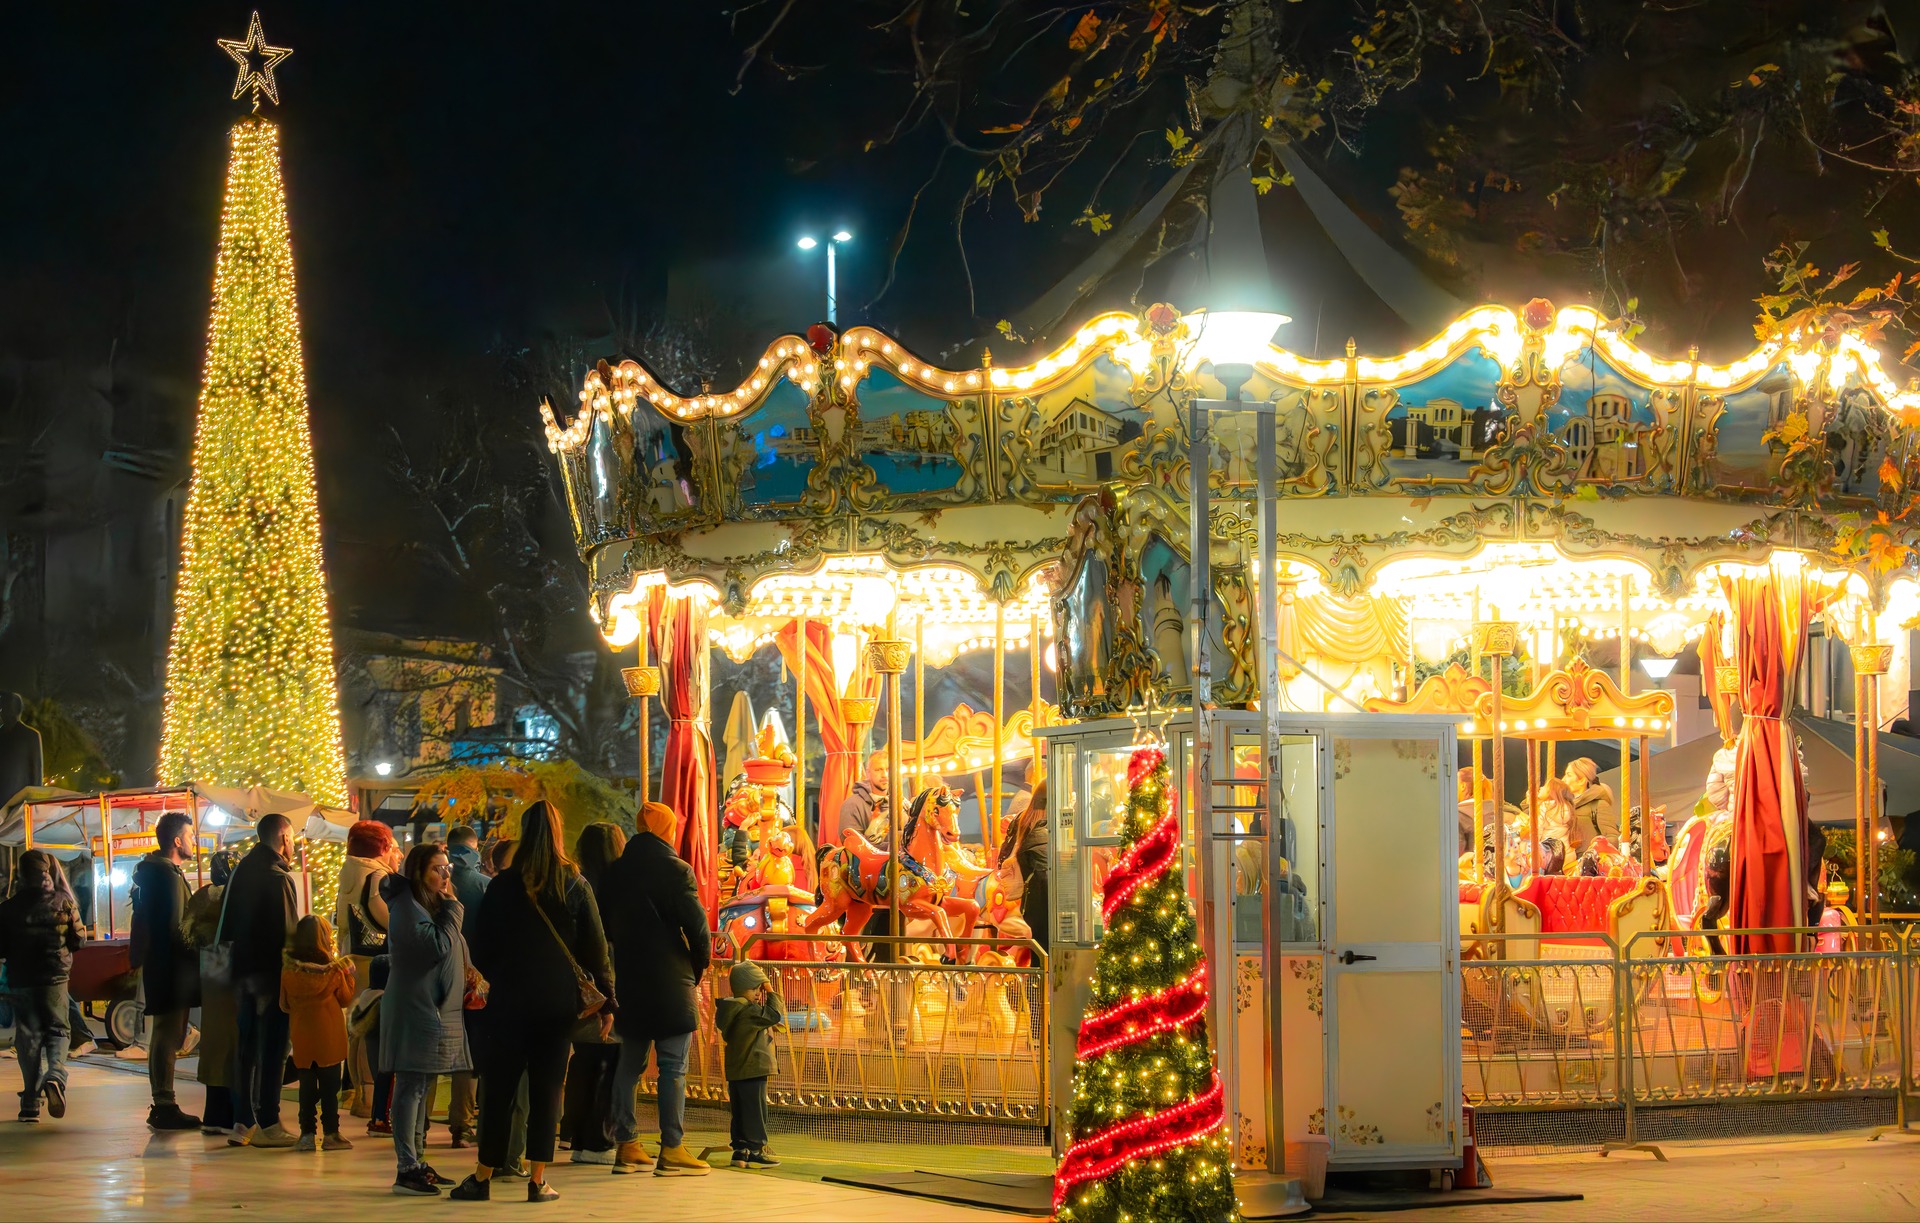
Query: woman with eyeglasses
[[378, 842, 472, 1197]]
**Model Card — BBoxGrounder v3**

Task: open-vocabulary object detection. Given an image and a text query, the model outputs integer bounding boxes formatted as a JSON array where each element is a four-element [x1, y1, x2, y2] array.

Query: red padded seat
[[1513, 875, 1638, 938]]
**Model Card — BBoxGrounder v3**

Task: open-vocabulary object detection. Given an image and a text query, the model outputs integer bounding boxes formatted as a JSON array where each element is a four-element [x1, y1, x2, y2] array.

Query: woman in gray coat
[[379, 843, 471, 1197]]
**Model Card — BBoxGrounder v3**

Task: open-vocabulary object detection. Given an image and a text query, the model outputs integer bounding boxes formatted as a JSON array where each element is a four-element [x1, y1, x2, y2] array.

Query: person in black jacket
[[560, 822, 626, 1166], [130, 811, 202, 1131], [605, 801, 713, 1177], [450, 802, 613, 1205], [220, 812, 301, 1148], [0, 850, 84, 1122]]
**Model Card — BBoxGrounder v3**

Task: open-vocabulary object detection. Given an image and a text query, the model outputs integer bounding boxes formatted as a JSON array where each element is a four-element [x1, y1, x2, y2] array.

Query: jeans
[[391, 1071, 435, 1173], [149, 1007, 190, 1108], [9, 984, 69, 1114], [233, 973, 290, 1130], [728, 1076, 769, 1153], [297, 1063, 342, 1136], [611, 1031, 690, 1148], [448, 1070, 477, 1138], [65, 993, 90, 1049]]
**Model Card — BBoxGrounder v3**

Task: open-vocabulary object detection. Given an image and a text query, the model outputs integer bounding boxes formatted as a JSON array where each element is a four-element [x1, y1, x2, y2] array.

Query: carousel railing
[[1464, 924, 1916, 1147], [631, 933, 1050, 1125]]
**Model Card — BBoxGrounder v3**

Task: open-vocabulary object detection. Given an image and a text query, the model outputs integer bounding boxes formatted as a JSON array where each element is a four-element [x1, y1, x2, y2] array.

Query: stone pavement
[[1, 1053, 1915, 1221]]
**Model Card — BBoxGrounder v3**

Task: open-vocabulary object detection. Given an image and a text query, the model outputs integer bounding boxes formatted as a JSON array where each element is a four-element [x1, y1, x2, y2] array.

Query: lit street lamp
[[798, 230, 853, 324]]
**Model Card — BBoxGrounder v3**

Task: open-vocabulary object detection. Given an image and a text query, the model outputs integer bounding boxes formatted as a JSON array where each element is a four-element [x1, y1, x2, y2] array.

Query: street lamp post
[[797, 230, 853, 324]]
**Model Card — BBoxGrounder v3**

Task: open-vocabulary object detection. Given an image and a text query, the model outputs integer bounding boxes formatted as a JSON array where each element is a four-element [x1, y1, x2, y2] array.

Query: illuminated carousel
[[541, 293, 1917, 1161]]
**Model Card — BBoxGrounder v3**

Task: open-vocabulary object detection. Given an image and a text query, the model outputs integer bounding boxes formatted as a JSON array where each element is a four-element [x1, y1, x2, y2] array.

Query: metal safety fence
[[1462, 924, 1917, 1148], [633, 934, 1049, 1124]]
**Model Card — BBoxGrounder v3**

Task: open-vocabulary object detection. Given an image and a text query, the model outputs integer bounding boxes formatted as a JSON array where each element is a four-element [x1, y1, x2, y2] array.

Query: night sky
[[1, 3, 960, 634]]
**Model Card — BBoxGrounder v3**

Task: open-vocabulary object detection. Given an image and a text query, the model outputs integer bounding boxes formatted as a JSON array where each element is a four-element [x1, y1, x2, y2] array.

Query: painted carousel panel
[[1356, 349, 1505, 492], [719, 378, 818, 513], [999, 353, 1156, 500], [851, 367, 977, 504], [1550, 347, 1682, 492]]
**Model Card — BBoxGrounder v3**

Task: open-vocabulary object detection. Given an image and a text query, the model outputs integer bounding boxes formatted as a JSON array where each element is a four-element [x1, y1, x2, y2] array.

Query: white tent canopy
[[0, 783, 352, 857]]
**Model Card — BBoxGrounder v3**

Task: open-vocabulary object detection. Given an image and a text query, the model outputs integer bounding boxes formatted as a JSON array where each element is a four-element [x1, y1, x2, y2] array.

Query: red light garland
[[1100, 812, 1178, 920], [1053, 1076, 1227, 1209], [1077, 963, 1210, 1059]]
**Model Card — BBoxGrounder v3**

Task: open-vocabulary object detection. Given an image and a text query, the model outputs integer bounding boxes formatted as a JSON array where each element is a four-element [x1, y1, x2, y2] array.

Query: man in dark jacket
[[832, 750, 888, 847], [130, 811, 201, 1130], [445, 824, 489, 1145], [606, 802, 712, 1176], [220, 811, 300, 1147]]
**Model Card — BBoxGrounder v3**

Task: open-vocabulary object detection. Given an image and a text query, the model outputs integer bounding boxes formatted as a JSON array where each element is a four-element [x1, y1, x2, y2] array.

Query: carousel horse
[[804, 784, 990, 963]]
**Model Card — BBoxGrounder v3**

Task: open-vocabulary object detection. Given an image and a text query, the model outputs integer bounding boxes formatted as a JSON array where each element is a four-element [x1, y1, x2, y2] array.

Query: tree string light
[[1055, 745, 1237, 1221], [157, 114, 349, 810]]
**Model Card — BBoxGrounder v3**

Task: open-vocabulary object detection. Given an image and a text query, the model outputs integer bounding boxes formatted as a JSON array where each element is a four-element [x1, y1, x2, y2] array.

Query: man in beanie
[[605, 802, 712, 1176], [715, 961, 784, 1168]]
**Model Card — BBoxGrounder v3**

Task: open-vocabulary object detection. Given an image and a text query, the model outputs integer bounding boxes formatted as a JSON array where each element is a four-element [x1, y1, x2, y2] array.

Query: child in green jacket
[[715, 960, 785, 1168]]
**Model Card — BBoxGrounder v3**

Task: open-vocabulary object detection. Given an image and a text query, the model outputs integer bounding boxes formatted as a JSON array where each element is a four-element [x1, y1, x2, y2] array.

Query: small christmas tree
[[157, 106, 348, 808], [1055, 744, 1236, 1222]]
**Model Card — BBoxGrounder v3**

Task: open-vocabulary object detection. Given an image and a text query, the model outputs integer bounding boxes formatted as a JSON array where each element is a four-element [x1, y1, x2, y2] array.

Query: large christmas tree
[[158, 51, 348, 809], [1055, 745, 1237, 1222]]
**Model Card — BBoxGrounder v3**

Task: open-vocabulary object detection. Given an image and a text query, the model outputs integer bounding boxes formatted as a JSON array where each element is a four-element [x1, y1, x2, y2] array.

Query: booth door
[[1321, 722, 1461, 1169]]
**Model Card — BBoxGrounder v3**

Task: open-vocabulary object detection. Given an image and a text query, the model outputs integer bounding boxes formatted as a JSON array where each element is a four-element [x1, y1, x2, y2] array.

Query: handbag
[[201, 880, 238, 988], [347, 874, 388, 956], [530, 882, 607, 1020]]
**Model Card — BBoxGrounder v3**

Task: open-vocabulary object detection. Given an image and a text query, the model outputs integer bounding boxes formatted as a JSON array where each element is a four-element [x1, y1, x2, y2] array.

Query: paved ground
[[0, 1053, 1914, 1220]]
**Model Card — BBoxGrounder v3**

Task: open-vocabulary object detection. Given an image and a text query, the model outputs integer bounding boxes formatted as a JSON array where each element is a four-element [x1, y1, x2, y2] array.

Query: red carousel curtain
[[654, 591, 717, 925], [775, 620, 881, 848]]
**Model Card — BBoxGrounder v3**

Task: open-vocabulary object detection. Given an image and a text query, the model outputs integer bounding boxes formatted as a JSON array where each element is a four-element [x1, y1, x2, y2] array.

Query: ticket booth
[[1039, 711, 1463, 1175]]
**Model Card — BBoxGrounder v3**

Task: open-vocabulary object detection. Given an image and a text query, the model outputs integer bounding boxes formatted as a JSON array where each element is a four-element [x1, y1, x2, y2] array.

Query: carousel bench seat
[[1499, 874, 1671, 960]]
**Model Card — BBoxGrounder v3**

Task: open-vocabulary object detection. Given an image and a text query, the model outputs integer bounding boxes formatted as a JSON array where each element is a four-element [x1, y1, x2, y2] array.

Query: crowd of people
[[0, 763, 1055, 1202], [0, 799, 769, 1203]]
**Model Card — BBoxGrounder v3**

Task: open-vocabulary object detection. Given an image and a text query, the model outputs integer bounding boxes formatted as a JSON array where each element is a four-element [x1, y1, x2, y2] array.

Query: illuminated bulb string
[[1055, 745, 1235, 1221], [157, 117, 349, 808]]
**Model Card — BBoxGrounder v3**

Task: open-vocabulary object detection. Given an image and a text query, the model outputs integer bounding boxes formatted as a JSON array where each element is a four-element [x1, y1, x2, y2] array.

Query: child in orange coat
[[280, 915, 357, 1151]]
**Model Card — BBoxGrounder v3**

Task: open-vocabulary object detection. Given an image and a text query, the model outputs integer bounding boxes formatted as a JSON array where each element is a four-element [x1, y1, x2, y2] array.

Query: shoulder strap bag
[[530, 881, 607, 1019], [201, 879, 238, 987], [348, 873, 388, 955]]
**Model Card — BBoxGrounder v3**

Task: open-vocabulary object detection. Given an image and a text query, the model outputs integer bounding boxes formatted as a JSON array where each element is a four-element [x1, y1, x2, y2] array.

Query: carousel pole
[[1637, 735, 1652, 876], [1620, 576, 1633, 847], [1029, 612, 1042, 778], [1478, 621, 1516, 936], [993, 600, 1007, 851], [1853, 644, 1893, 920], [1526, 734, 1539, 879], [637, 628, 652, 802], [915, 615, 926, 796], [1856, 667, 1870, 914], [882, 610, 907, 940], [796, 616, 808, 839]]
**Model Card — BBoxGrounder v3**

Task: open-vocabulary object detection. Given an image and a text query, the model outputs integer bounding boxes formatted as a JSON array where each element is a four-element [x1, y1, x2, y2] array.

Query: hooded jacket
[[0, 883, 83, 986], [605, 831, 709, 1039], [280, 950, 356, 1068], [130, 852, 198, 1013], [714, 991, 783, 1082]]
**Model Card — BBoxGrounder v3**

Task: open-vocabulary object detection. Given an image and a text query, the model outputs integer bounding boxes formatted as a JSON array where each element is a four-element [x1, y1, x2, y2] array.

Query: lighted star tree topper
[[1054, 744, 1237, 1223], [158, 18, 348, 808]]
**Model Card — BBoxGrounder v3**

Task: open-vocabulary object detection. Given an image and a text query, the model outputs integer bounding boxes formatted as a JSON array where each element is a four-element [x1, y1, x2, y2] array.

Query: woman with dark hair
[[185, 850, 240, 1133], [337, 819, 399, 1130], [996, 777, 1051, 955], [561, 821, 627, 1165], [380, 842, 471, 1197], [453, 802, 614, 1204], [0, 850, 84, 1121]]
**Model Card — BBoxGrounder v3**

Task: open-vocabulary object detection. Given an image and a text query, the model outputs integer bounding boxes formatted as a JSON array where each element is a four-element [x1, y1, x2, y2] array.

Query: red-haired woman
[[336, 819, 400, 1130]]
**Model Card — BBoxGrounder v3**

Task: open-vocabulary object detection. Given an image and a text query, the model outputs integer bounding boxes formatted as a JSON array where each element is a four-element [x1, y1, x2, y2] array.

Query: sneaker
[[742, 1150, 781, 1168], [653, 1143, 711, 1177], [69, 1040, 97, 1059], [250, 1123, 299, 1148], [570, 1147, 614, 1165], [115, 1044, 148, 1061], [366, 1118, 393, 1136], [147, 1105, 202, 1132], [420, 1165, 454, 1187], [42, 1080, 66, 1119], [180, 1027, 201, 1056], [322, 1131, 354, 1151], [392, 1169, 439, 1197], [528, 1182, 559, 1203], [227, 1125, 254, 1147], [730, 1150, 750, 1169], [499, 1162, 533, 1179], [201, 1123, 225, 1135], [611, 1138, 654, 1174], [17, 1111, 38, 1124], [448, 1129, 472, 1149], [295, 1133, 316, 1152], [448, 1175, 490, 1202]]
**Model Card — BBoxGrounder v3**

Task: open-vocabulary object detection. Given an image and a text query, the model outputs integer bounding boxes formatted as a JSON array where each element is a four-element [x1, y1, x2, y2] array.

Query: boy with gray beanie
[[715, 961, 785, 1168]]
